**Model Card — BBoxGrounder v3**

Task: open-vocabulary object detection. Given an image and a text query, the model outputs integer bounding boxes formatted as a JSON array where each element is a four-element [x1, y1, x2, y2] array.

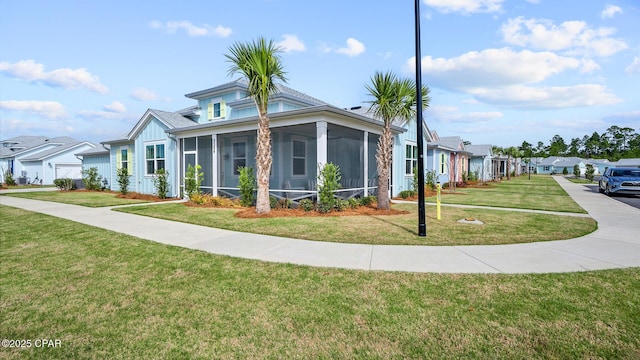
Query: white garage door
[[55, 164, 83, 179]]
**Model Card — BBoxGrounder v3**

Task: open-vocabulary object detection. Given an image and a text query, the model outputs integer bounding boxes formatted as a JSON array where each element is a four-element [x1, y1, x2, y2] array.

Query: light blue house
[[1, 136, 95, 185], [536, 156, 585, 175], [91, 79, 437, 200], [465, 144, 494, 182]]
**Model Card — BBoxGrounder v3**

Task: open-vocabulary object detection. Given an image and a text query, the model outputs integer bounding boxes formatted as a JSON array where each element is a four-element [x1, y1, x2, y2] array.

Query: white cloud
[[501, 17, 628, 57], [423, 0, 504, 14], [601, 4, 622, 19], [0, 100, 68, 119], [625, 57, 640, 74], [408, 48, 581, 91], [103, 101, 126, 113], [149, 20, 232, 37], [428, 105, 503, 123], [525, 0, 540, 3], [276, 34, 306, 53], [0, 59, 108, 93], [471, 84, 622, 109], [76, 110, 128, 120], [336, 38, 365, 57], [131, 87, 158, 101]]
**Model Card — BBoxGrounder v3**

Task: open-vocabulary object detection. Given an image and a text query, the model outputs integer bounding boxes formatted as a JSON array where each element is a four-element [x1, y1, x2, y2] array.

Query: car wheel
[[604, 185, 612, 197], [598, 185, 604, 193]]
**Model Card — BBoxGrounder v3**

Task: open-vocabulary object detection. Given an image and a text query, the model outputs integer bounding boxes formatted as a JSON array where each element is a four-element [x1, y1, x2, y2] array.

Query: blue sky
[[1, 0, 639, 147]]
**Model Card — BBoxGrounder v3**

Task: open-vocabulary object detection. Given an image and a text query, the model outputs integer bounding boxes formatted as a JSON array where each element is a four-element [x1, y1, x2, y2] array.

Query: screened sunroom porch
[[178, 121, 380, 202]]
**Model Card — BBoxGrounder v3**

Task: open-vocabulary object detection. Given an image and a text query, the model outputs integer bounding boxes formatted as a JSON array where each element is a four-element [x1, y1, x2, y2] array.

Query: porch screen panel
[[368, 134, 379, 189], [327, 124, 363, 188], [197, 136, 213, 190]]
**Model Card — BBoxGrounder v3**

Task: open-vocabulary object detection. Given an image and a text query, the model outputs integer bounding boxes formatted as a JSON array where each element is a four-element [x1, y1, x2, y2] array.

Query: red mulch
[[234, 204, 408, 218], [115, 192, 175, 202]]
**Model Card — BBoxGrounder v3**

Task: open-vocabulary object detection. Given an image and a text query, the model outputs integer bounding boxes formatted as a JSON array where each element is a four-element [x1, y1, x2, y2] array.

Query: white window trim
[[440, 153, 447, 175], [291, 136, 307, 177], [405, 142, 417, 176], [144, 141, 166, 176]]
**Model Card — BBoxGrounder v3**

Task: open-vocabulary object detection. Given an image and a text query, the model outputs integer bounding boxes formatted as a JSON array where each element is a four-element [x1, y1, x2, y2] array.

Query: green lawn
[[1, 206, 638, 359], [116, 202, 596, 246], [426, 175, 587, 213], [2, 190, 153, 207]]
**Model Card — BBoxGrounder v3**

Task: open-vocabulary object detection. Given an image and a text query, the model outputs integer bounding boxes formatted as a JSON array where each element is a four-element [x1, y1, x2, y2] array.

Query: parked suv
[[598, 167, 640, 196]]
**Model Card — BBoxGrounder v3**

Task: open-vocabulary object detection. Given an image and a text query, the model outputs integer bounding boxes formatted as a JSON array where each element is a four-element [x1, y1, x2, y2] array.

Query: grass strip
[[1, 205, 638, 359]]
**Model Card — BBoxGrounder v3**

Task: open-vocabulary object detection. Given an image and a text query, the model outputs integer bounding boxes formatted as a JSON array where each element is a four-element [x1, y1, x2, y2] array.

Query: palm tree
[[226, 37, 287, 213], [365, 71, 430, 210]]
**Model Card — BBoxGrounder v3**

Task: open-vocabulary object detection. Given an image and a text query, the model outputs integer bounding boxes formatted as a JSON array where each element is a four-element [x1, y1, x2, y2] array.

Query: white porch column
[[363, 131, 369, 196], [316, 121, 327, 187], [211, 134, 218, 197]]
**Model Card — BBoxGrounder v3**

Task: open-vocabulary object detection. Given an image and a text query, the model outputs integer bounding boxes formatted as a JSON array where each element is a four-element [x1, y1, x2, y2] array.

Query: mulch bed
[[115, 192, 175, 202], [235, 204, 409, 218]]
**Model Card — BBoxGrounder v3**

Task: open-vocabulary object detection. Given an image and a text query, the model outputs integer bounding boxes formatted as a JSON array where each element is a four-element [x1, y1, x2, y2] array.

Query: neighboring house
[[610, 158, 640, 168], [428, 135, 471, 185], [426, 131, 455, 185], [92, 79, 425, 199], [466, 144, 493, 182], [0, 136, 95, 185], [76, 145, 111, 187], [536, 156, 585, 175]]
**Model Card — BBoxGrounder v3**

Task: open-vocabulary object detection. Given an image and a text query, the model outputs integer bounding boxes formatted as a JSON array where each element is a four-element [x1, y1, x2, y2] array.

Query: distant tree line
[[517, 126, 640, 161]]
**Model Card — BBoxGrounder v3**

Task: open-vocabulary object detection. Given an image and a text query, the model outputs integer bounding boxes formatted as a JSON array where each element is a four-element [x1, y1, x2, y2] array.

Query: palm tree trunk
[[255, 111, 272, 213], [376, 123, 393, 210], [506, 155, 511, 180]]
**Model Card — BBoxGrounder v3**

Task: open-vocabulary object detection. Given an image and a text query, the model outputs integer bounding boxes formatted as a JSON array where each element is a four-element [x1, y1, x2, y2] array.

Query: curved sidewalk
[[1, 176, 639, 274]]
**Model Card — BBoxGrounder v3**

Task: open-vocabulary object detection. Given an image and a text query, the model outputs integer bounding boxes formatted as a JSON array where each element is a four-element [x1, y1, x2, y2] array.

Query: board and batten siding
[[135, 117, 178, 197], [82, 155, 111, 187]]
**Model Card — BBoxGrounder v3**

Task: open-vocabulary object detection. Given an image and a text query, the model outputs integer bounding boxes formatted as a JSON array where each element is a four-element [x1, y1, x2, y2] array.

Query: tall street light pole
[[415, 0, 426, 237]]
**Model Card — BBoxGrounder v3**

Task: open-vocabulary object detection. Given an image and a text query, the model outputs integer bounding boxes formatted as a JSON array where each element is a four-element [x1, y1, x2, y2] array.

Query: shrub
[[153, 169, 170, 199], [585, 164, 595, 182], [425, 170, 437, 191], [347, 198, 359, 209], [238, 166, 255, 207], [116, 167, 130, 195], [82, 167, 102, 191], [334, 198, 349, 211], [399, 190, 417, 199], [53, 178, 73, 191], [573, 164, 580, 178], [274, 198, 292, 209], [359, 195, 376, 206], [299, 198, 315, 212], [101, 178, 109, 191], [4, 170, 16, 186], [562, 167, 569, 175], [184, 164, 203, 197], [189, 194, 238, 207], [412, 166, 419, 193], [317, 163, 341, 213]]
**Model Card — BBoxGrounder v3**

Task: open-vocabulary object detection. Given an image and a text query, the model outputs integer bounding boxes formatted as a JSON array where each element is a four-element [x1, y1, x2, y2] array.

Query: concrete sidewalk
[[1, 176, 639, 273]]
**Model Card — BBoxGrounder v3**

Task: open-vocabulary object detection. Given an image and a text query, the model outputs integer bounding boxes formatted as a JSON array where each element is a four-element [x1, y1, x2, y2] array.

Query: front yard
[[425, 175, 587, 213], [1, 206, 638, 359], [116, 203, 595, 246], [1, 190, 161, 207]]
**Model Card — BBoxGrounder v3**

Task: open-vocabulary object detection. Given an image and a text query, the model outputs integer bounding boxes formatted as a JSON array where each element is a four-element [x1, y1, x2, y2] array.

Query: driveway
[[583, 183, 640, 210]]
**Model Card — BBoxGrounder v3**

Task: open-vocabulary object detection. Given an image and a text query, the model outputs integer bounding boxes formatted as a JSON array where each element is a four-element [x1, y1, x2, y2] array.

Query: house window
[[440, 153, 446, 174], [405, 143, 418, 175], [121, 149, 128, 170], [232, 141, 246, 175], [544, 166, 550, 172], [207, 100, 226, 120], [292, 139, 306, 176], [145, 143, 165, 175]]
